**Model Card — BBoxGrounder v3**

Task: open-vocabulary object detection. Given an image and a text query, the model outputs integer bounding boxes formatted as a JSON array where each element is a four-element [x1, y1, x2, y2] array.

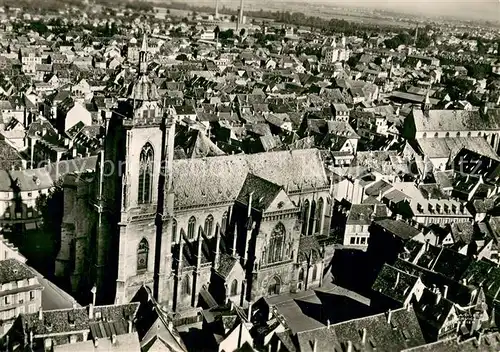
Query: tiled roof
[[374, 219, 421, 240], [412, 109, 500, 132], [372, 264, 420, 304], [0, 258, 36, 284], [296, 306, 425, 352], [171, 149, 328, 209], [236, 173, 283, 211], [401, 332, 500, 351]]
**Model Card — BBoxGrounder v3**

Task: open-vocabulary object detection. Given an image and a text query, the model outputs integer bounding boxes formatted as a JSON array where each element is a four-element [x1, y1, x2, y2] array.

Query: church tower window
[[137, 238, 149, 272], [138, 143, 154, 204], [204, 215, 214, 237], [187, 216, 196, 240], [268, 223, 286, 264]]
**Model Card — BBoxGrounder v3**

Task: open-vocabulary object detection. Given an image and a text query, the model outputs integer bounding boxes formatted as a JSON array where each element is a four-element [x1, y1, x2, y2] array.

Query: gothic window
[[315, 198, 324, 234], [445, 132, 450, 137], [182, 275, 191, 296], [187, 216, 196, 240], [221, 211, 228, 235], [298, 268, 305, 282], [267, 276, 281, 295], [149, 109, 155, 119], [172, 219, 177, 244], [142, 110, 148, 119], [138, 143, 154, 204], [308, 200, 317, 236], [268, 223, 286, 264], [301, 200, 310, 236], [204, 215, 214, 237], [312, 265, 318, 281], [230, 279, 238, 296], [137, 238, 149, 272]]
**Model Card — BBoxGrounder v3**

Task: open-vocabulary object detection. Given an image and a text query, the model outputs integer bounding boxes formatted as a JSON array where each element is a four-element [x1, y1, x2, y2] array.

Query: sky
[[316, 0, 500, 22], [196, 0, 500, 23]]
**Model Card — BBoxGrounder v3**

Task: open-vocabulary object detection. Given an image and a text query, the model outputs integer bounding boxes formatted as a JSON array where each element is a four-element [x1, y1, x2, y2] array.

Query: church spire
[[139, 32, 149, 75]]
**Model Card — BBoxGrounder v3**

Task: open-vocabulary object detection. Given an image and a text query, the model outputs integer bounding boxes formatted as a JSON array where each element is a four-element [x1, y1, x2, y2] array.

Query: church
[[55, 36, 331, 315]]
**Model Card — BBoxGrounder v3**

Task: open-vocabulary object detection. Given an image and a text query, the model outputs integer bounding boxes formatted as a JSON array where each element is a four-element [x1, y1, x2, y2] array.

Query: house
[[343, 204, 387, 248], [277, 306, 425, 352], [0, 258, 43, 336], [331, 103, 350, 122], [4, 302, 140, 351]]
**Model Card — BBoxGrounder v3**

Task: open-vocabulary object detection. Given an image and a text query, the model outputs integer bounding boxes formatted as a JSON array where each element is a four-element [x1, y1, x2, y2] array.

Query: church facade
[[55, 36, 331, 314]]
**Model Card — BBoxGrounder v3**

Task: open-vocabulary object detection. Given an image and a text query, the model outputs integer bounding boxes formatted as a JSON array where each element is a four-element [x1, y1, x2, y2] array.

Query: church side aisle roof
[[171, 149, 328, 209]]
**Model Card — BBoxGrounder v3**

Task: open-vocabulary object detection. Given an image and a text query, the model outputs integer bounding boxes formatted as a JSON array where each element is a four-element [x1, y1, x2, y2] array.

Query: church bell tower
[[95, 32, 176, 305]]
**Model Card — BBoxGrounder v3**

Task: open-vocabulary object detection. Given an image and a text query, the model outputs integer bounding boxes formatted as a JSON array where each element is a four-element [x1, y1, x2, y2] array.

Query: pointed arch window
[[312, 264, 318, 281], [268, 223, 286, 264], [298, 268, 305, 282], [137, 238, 149, 272], [187, 216, 196, 240], [301, 200, 310, 236], [268, 276, 281, 295], [230, 279, 238, 296], [309, 200, 317, 236], [182, 275, 191, 296], [138, 143, 154, 204], [172, 219, 177, 244], [221, 211, 228, 235], [315, 198, 324, 234], [204, 215, 214, 237]]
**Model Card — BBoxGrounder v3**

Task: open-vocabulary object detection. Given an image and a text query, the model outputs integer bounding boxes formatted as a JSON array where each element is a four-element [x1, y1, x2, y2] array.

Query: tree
[[230, 14, 237, 22], [240, 28, 246, 38]]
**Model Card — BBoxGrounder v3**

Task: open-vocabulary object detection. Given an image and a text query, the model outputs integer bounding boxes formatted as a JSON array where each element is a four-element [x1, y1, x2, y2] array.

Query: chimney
[[362, 329, 367, 345], [168, 319, 174, 331], [91, 285, 97, 307], [327, 319, 331, 329], [128, 319, 133, 333], [89, 303, 94, 320], [312, 339, 317, 352], [443, 285, 448, 299], [94, 337, 99, 348], [387, 309, 392, 324], [38, 307, 43, 321], [111, 334, 117, 345], [436, 290, 442, 305], [394, 272, 400, 288]]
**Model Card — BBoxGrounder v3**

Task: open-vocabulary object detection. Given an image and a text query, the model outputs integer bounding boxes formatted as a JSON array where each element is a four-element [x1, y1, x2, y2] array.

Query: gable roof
[[171, 149, 328, 209], [412, 109, 500, 132], [236, 173, 283, 211]]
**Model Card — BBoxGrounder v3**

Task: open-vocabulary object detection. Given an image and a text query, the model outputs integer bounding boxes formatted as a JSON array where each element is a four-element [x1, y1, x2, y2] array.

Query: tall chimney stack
[[215, 0, 219, 19], [237, 0, 244, 31], [214, 223, 221, 269]]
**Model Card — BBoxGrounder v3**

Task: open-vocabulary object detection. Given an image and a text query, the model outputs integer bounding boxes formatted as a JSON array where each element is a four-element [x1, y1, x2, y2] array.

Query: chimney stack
[[111, 334, 117, 345], [443, 285, 449, 299], [38, 307, 43, 321], [394, 271, 400, 288], [215, 0, 219, 18], [128, 319, 133, 333], [89, 303, 94, 320], [327, 319, 331, 329], [362, 328, 367, 345], [312, 339, 317, 352], [387, 309, 392, 324], [94, 338, 99, 348]]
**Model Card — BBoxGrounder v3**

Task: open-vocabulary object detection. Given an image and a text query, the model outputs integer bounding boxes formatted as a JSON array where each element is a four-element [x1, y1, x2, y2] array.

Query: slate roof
[[171, 149, 328, 209], [295, 306, 425, 352], [460, 260, 500, 301]]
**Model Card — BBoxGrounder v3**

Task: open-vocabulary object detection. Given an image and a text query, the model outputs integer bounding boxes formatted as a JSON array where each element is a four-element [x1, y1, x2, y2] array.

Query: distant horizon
[[174, 0, 500, 24]]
